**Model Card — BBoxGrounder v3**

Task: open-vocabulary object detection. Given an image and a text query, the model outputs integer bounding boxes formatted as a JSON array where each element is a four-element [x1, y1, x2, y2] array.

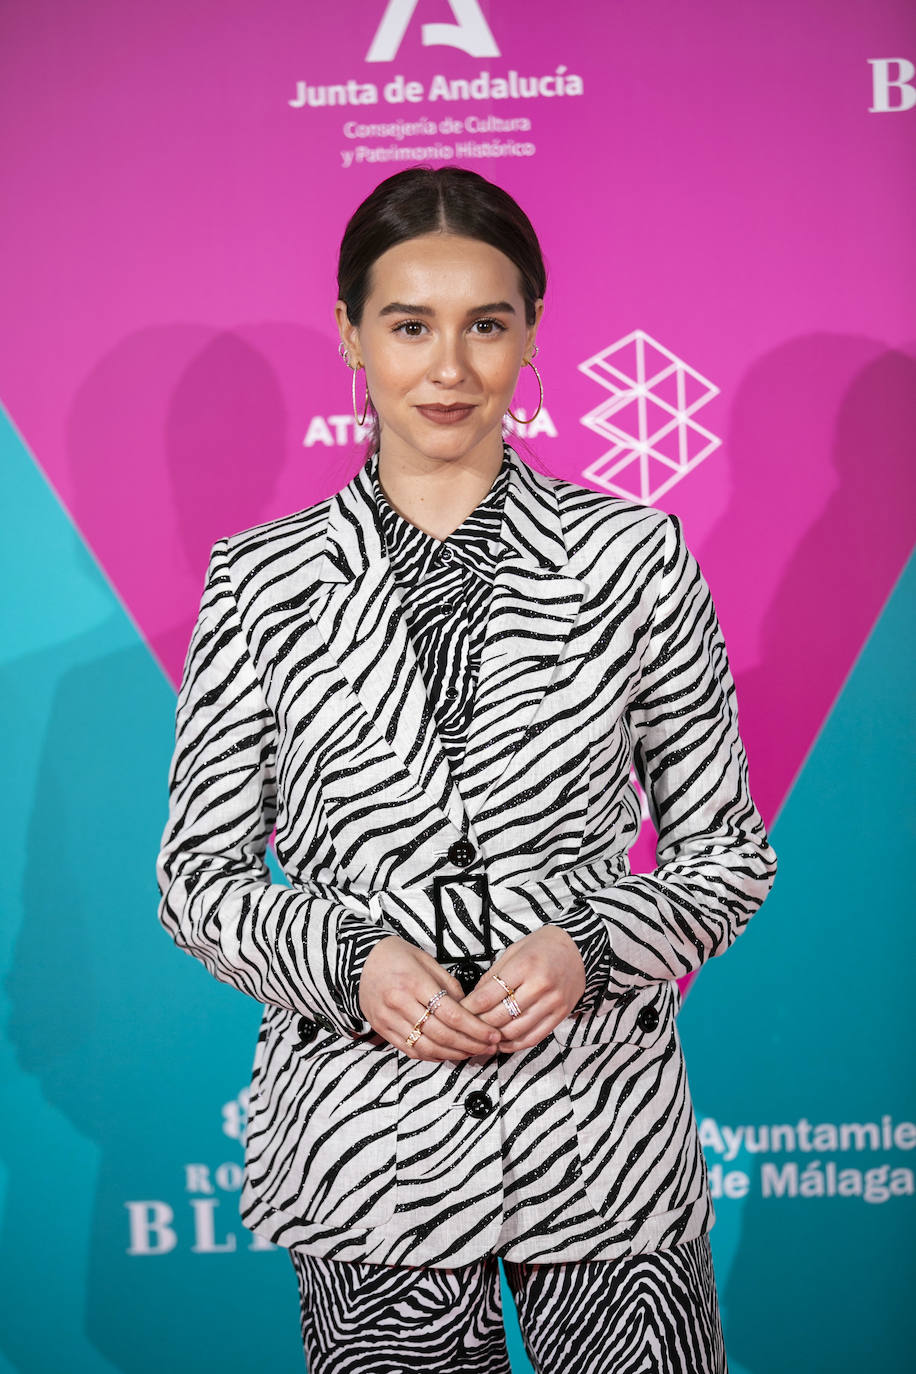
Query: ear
[[524, 298, 545, 361], [335, 300, 361, 366]]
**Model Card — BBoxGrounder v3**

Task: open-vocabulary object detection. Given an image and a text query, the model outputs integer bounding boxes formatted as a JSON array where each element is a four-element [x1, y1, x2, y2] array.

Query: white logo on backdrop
[[868, 58, 916, 112], [578, 331, 720, 505], [123, 1088, 274, 1256], [367, 0, 500, 63], [221, 1086, 250, 1144]]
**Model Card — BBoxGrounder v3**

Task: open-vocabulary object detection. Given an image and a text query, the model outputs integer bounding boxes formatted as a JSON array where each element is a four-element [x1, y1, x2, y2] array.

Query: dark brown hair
[[338, 165, 547, 327], [336, 165, 550, 467]]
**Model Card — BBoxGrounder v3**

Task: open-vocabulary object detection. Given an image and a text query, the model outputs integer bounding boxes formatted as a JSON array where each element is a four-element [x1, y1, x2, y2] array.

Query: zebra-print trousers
[[289, 1233, 727, 1374]]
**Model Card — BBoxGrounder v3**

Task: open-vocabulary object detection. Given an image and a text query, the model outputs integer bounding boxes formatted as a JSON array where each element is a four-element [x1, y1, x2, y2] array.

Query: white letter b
[[125, 1201, 178, 1255], [868, 58, 916, 112]]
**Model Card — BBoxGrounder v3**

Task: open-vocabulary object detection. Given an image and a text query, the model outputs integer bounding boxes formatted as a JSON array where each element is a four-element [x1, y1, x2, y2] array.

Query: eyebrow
[[377, 300, 517, 318]]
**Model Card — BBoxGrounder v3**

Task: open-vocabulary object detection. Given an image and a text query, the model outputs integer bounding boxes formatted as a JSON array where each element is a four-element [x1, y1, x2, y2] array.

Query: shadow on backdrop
[[681, 334, 916, 1374]]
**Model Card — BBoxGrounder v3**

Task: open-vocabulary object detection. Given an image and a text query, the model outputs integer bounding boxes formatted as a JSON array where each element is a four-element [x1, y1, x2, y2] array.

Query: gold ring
[[406, 1011, 431, 1048], [406, 988, 450, 1048], [491, 974, 516, 998]]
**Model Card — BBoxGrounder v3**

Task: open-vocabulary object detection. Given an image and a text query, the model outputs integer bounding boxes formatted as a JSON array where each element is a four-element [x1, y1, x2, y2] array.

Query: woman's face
[[336, 232, 543, 471]]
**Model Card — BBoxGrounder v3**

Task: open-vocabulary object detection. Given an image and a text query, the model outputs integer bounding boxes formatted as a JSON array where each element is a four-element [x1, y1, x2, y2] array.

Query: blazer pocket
[[245, 1016, 398, 1228], [554, 983, 705, 1225]]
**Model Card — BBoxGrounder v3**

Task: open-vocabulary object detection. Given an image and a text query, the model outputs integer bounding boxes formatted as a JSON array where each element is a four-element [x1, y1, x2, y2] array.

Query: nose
[[428, 330, 468, 387]]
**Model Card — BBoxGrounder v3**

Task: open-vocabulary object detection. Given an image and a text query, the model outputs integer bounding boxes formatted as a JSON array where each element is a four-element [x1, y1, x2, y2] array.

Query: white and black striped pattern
[[290, 1249, 511, 1374], [355, 445, 609, 1014], [369, 445, 507, 772], [289, 1234, 726, 1373], [157, 442, 776, 1268]]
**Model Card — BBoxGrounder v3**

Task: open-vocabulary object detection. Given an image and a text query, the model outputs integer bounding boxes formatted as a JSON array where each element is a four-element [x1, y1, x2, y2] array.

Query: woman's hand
[[459, 925, 586, 1052], [359, 935, 503, 1061]]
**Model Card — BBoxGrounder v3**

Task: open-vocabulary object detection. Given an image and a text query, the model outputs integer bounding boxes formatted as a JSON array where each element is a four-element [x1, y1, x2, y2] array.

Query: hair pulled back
[[337, 166, 547, 328], [336, 166, 552, 473]]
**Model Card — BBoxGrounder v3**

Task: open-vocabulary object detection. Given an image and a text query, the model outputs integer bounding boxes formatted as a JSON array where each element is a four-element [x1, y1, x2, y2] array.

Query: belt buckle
[[431, 873, 495, 966]]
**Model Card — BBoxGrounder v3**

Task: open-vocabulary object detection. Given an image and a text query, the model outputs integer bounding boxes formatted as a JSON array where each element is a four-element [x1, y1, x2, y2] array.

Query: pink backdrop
[[3, 1, 914, 859], [2, 4, 915, 1372]]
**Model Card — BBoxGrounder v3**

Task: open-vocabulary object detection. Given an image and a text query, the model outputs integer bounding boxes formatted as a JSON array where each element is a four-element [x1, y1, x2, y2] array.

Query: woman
[[157, 166, 776, 1374]]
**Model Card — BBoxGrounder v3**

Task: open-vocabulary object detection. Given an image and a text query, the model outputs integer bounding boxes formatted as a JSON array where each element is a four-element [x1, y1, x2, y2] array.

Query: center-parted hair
[[336, 166, 550, 466], [337, 166, 548, 328]]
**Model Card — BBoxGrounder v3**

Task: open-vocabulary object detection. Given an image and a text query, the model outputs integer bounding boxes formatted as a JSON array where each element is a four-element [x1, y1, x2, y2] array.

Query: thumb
[[419, 952, 465, 1001], [459, 976, 496, 1013], [441, 970, 465, 1000]]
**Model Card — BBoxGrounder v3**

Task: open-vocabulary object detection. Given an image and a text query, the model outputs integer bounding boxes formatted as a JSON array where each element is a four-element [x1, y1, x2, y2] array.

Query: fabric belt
[[299, 855, 629, 975]]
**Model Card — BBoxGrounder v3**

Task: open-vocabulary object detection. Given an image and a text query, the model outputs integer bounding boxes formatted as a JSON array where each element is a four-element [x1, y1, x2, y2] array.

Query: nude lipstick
[[416, 403, 475, 425]]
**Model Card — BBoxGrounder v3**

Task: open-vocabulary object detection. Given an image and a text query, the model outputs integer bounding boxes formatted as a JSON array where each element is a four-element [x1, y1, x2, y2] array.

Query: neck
[[376, 440, 506, 542]]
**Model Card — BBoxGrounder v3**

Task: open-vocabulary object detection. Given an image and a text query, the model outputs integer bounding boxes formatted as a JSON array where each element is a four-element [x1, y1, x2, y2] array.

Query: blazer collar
[[307, 444, 585, 835], [316, 443, 569, 584]]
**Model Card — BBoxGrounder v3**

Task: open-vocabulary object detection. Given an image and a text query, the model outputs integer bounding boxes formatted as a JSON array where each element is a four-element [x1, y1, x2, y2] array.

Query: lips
[[417, 403, 476, 425]]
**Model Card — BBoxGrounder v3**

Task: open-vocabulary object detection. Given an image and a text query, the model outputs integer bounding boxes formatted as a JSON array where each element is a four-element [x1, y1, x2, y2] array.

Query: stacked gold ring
[[491, 974, 522, 1019], [406, 988, 449, 1047]]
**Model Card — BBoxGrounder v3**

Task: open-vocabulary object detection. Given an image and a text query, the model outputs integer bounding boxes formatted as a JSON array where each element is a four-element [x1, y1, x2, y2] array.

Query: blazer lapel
[[456, 451, 588, 813], [306, 459, 469, 834], [306, 448, 587, 834]]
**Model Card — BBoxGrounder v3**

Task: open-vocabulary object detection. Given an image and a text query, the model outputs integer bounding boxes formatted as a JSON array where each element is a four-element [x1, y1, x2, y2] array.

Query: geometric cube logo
[[578, 330, 721, 504]]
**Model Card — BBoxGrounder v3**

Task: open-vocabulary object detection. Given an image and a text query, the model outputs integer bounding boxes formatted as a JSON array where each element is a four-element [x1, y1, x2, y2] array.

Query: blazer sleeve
[[155, 539, 394, 1037], [568, 512, 777, 994]]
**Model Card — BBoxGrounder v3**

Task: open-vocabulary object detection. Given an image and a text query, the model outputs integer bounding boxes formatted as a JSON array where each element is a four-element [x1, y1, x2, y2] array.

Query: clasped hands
[[358, 926, 586, 1061]]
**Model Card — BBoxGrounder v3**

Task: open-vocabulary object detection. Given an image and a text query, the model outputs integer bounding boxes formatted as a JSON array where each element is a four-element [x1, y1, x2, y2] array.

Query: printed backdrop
[[1, 1, 914, 1370]]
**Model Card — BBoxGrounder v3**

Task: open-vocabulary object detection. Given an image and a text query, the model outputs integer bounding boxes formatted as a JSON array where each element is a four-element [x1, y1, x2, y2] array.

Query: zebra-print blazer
[[156, 443, 777, 1267]]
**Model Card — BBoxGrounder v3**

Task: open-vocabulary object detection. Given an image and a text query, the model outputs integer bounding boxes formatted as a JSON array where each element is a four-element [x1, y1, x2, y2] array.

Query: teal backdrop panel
[[679, 554, 916, 1374], [0, 410, 301, 1372]]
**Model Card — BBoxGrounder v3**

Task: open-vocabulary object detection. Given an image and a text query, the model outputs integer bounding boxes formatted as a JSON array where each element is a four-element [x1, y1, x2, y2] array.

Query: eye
[[471, 318, 507, 335], [392, 320, 426, 337]]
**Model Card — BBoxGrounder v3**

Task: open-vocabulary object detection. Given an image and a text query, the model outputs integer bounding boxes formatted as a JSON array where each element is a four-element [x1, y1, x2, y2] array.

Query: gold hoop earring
[[506, 358, 543, 424], [351, 363, 370, 427]]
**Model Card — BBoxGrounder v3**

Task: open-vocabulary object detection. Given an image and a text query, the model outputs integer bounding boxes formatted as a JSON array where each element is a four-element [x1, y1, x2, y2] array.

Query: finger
[[421, 964, 466, 1003], [412, 951, 479, 1003], [477, 999, 523, 1031], [494, 1014, 559, 1052], [461, 967, 529, 1016], [466, 974, 536, 1025], [406, 1037, 497, 1062], [494, 996, 565, 1042], [407, 975, 484, 1030], [417, 1014, 499, 1058], [420, 994, 503, 1052], [484, 981, 564, 1038], [389, 983, 500, 1057], [397, 1013, 500, 1061], [402, 1038, 470, 1062], [478, 1000, 530, 1033]]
